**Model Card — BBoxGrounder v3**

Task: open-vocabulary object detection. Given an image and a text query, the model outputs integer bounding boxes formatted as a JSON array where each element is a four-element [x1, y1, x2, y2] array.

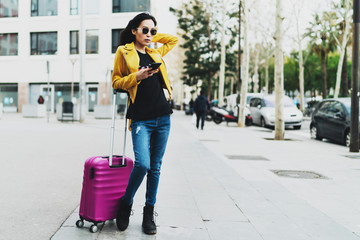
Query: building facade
[[0, 0, 157, 113]]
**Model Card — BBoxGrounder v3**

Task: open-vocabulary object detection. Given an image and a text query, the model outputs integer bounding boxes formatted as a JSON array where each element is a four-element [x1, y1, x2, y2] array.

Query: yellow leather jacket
[[112, 33, 179, 104]]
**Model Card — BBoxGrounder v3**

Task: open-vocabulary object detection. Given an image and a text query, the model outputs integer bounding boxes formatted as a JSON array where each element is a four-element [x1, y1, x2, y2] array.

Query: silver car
[[248, 95, 303, 129]]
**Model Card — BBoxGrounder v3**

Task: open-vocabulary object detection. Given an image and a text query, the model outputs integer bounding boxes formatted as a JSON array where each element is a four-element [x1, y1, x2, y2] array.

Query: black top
[[193, 95, 210, 113], [126, 51, 172, 120]]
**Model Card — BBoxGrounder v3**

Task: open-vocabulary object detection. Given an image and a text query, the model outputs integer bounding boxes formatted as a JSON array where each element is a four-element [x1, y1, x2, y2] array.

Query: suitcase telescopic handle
[[109, 89, 128, 167]]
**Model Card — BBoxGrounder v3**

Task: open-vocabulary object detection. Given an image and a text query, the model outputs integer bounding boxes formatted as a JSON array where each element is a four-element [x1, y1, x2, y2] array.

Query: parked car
[[310, 98, 351, 147], [248, 95, 303, 129]]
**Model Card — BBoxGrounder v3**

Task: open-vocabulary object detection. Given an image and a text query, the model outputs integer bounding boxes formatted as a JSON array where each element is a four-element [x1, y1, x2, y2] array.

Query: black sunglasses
[[137, 27, 157, 36]]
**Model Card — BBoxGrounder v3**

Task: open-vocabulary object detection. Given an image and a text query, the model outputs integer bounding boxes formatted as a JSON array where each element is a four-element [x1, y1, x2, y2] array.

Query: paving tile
[[99, 220, 154, 240], [205, 221, 263, 240], [196, 203, 248, 222], [50, 226, 100, 240], [156, 206, 205, 229], [249, 181, 360, 240], [154, 227, 210, 240], [62, 212, 80, 227], [156, 193, 198, 210]]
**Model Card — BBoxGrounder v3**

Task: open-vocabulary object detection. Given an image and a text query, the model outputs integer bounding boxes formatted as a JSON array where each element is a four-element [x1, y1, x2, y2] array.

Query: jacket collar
[[124, 42, 153, 53]]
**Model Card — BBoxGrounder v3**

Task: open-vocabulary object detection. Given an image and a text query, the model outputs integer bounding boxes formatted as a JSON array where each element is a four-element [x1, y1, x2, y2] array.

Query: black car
[[310, 98, 351, 146]]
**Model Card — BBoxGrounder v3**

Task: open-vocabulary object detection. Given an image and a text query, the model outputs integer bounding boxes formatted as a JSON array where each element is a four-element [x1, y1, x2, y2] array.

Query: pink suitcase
[[76, 90, 133, 233]]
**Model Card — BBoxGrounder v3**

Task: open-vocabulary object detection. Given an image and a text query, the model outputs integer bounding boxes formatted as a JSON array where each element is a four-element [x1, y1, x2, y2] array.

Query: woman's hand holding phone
[[136, 67, 159, 82]]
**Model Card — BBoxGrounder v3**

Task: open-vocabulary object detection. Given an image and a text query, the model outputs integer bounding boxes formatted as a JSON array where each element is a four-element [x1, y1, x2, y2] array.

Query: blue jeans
[[122, 115, 171, 206]]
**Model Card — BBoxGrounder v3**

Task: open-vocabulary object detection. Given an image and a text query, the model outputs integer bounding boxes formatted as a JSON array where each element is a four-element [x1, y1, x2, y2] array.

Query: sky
[[153, 0, 332, 54], [152, 0, 180, 35]]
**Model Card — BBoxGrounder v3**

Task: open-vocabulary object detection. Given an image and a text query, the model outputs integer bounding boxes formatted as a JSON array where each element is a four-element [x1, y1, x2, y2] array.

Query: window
[[30, 32, 57, 55], [328, 102, 345, 117], [112, 0, 150, 13], [55, 83, 79, 103], [112, 29, 123, 53], [70, 30, 79, 54], [86, 30, 98, 54], [86, 0, 98, 14], [0, 83, 18, 110], [250, 98, 260, 108], [0, 33, 18, 56], [70, 0, 98, 15], [70, 0, 78, 15], [31, 0, 58, 16], [318, 101, 332, 114], [0, 0, 18, 17]]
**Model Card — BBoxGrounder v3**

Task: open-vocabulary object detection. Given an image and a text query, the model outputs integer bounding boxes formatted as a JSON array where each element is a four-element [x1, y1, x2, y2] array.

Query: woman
[[112, 13, 178, 235]]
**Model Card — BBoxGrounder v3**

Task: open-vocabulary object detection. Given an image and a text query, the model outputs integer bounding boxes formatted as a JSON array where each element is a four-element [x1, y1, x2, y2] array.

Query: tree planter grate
[[256, 129, 273, 133], [226, 155, 269, 161], [263, 138, 299, 141], [344, 155, 360, 159], [271, 170, 327, 179]]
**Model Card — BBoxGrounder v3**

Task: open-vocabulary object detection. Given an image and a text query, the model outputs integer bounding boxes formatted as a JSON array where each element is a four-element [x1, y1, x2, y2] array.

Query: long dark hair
[[119, 13, 157, 46]]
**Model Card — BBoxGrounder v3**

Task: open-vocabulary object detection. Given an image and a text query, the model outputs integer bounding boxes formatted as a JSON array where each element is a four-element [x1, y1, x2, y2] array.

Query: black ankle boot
[[116, 198, 132, 231], [142, 204, 157, 235]]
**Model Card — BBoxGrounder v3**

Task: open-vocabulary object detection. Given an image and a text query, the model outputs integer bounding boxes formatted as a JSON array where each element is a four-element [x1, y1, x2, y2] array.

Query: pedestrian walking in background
[[37, 95, 44, 104], [193, 90, 210, 130], [112, 12, 178, 235], [189, 98, 194, 115]]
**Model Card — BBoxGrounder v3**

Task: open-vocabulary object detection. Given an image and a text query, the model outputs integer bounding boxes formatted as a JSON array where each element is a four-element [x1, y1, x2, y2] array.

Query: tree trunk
[[218, 0, 226, 106], [321, 48, 327, 99], [237, 1, 241, 96], [334, 0, 350, 99], [258, 70, 262, 91], [274, 0, 285, 140], [299, 54, 305, 113], [296, 7, 305, 113], [207, 76, 211, 99], [341, 49, 349, 97], [265, 61, 269, 93], [253, 47, 260, 92], [238, 0, 249, 127]]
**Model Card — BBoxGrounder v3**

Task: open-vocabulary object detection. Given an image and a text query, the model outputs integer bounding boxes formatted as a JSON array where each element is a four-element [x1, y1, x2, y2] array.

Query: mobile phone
[[149, 62, 162, 70]]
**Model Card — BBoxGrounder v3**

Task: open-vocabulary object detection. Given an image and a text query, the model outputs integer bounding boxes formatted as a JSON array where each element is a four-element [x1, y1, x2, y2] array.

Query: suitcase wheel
[[76, 219, 84, 228], [90, 224, 98, 233]]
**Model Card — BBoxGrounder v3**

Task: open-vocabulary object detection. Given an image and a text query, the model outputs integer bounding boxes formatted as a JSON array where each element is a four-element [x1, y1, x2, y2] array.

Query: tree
[[218, 0, 238, 105], [332, 0, 352, 98], [260, 56, 275, 94], [218, 0, 226, 106], [274, 0, 285, 140], [170, 0, 220, 98], [306, 12, 337, 99], [341, 49, 350, 97], [256, 42, 274, 94], [170, 0, 238, 99], [291, 0, 306, 112], [284, 53, 299, 93], [238, 0, 250, 127]]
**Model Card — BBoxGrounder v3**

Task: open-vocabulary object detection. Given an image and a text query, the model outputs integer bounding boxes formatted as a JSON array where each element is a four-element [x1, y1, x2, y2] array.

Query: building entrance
[[40, 84, 55, 113], [86, 85, 98, 112]]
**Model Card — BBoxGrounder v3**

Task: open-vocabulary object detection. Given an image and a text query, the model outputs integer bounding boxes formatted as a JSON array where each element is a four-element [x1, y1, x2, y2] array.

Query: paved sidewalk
[[48, 111, 360, 240]]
